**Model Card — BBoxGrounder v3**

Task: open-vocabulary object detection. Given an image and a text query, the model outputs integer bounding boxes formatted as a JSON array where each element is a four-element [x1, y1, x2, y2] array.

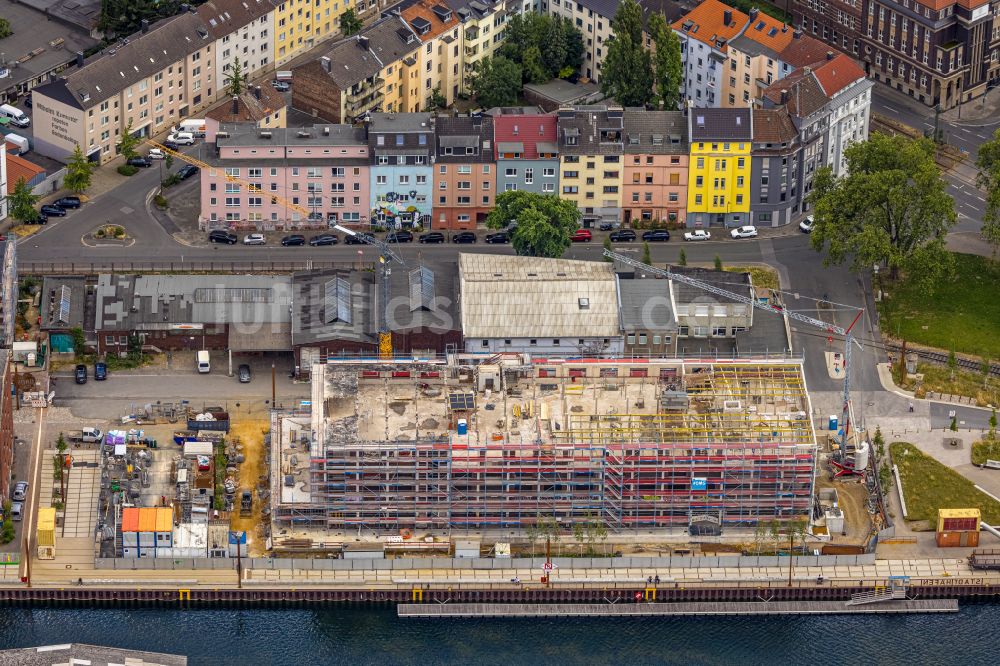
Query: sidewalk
[[875, 362, 994, 411], [941, 86, 1000, 124]]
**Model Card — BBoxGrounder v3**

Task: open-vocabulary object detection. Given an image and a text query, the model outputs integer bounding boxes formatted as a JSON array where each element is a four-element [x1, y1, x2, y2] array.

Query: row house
[[200, 123, 370, 228], [750, 107, 802, 227], [622, 109, 689, 227], [790, 0, 995, 109], [369, 112, 435, 228], [32, 13, 216, 164], [452, 0, 512, 93], [491, 107, 560, 196], [204, 84, 287, 142], [274, 0, 382, 65], [674, 0, 752, 108], [291, 16, 421, 123], [199, 0, 278, 88], [434, 115, 496, 229], [556, 106, 624, 227], [686, 107, 752, 228], [401, 0, 464, 110]]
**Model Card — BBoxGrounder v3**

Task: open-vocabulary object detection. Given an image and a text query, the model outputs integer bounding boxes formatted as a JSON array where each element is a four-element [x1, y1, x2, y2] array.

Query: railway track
[[884, 343, 1000, 378]]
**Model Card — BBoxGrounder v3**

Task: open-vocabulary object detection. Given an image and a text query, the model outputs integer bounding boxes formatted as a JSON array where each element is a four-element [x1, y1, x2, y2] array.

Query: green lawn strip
[[890, 441, 1000, 524], [972, 437, 1000, 467]]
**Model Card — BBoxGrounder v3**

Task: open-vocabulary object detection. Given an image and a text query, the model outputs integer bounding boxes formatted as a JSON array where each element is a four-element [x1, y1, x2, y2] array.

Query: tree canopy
[[499, 12, 584, 83], [340, 9, 363, 36], [98, 0, 180, 38], [224, 57, 246, 97], [64, 145, 96, 194], [807, 134, 957, 290], [117, 119, 141, 160], [7, 178, 40, 224], [485, 191, 581, 258], [601, 0, 654, 107], [975, 127, 1000, 256], [469, 57, 522, 109], [648, 12, 683, 110]]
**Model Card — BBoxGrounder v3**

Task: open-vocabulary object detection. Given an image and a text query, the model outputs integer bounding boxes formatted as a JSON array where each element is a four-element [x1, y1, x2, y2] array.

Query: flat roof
[[0, 0, 98, 90]]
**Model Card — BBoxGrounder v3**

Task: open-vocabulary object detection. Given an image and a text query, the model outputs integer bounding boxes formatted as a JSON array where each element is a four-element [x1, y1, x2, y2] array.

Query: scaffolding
[[270, 360, 817, 534]]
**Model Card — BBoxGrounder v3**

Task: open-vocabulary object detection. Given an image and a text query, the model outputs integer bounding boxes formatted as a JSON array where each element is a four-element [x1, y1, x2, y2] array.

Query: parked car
[[74, 364, 87, 384], [730, 225, 758, 239], [599, 222, 617, 231], [176, 165, 199, 180], [683, 229, 711, 242], [40, 204, 67, 217], [309, 234, 338, 246], [238, 364, 252, 383], [609, 229, 636, 242], [570, 229, 592, 242], [94, 362, 107, 381], [148, 148, 166, 160], [11, 502, 22, 522], [12, 481, 28, 502], [418, 232, 445, 244], [281, 234, 306, 246], [127, 156, 151, 168], [642, 230, 671, 242], [385, 230, 414, 243], [243, 233, 266, 245], [452, 231, 477, 244], [23, 94, 32, 108], [344, 233, 373, 245], [208, 230, 238, 245], [272, 80, 290, 92], [54, 196, 81, 209], [27, 212, 48, 225], [799, 216, 815, 233], [484, 232, 510, 244], [166, 131, 195, 145], [162, 140, 181, 151]]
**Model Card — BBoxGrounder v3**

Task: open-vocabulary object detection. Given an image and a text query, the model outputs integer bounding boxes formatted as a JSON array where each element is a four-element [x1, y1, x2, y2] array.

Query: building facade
[[622, 109, 688, 227], [674, 0, 751, 108], [401, 0, 464, 109], [686, 107, 752, 228], [434, 115, 495, 229], [750, 108, 802, 228], [199, 0, 278, 89], [201, 124, 370, 229], [556, 105, 624, 227], [368, 112, 435, 228], [491, 107, 560, 196], [452, 0, 510, 93], [545, 0, 616, 82]]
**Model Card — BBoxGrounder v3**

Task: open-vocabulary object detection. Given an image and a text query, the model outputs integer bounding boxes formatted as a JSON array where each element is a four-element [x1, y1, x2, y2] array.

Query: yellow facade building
[[556, 106, 625, 227], [686, 107, 752, 228]]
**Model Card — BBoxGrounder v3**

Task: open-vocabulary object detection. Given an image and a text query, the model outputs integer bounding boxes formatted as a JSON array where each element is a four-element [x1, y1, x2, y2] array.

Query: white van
[[0, 104, 30, 128], [197, 350, 211, 374]]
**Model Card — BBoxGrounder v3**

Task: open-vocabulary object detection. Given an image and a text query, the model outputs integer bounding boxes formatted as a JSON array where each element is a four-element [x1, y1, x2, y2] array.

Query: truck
[[187, 412, 230, 432], [240, 490, 252, 516], [3, 133, 30, 154], [175, 118, 206, 137], [66, 427, 103, 443]]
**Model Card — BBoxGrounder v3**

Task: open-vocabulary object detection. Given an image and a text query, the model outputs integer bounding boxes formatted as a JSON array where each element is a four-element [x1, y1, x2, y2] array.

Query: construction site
[[270, 356, 819, 541]]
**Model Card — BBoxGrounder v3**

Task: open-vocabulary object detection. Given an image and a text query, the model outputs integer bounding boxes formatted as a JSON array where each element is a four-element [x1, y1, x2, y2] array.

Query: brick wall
[[97, 329, 230, 355], [0, 361, 13, 499], [291, 61, 344, 123]]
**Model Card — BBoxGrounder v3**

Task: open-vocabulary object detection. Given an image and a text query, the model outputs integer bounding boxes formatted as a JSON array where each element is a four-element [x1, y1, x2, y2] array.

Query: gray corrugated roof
[[668, 266, 751, 304], [39, 276, 88, 331], [459, 254, 621, 339], [689, 107, 753, 141], [618, 279, 677, 331], [57, 12, 212, 108], [386, 262, 460, 332], [369, 112, 434, 132], [217, 123, 367, 147], [623, 109, 688, 154], [291, 269, 375, 347]]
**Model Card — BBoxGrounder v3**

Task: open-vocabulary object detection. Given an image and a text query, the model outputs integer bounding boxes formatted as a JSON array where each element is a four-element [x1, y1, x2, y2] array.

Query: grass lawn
[[900, 363, 1000, 408], [726, 265, 779, 291], [890, 441, 1000, 524], [879, 253, 1000, 359], [972, 437, 1000, 466]]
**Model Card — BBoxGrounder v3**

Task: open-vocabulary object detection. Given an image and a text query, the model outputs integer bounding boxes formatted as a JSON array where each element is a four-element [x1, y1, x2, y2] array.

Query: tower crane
[[603, 249, 864, 467], [333, 225, 404, 359], [148, 140, 406, 358]]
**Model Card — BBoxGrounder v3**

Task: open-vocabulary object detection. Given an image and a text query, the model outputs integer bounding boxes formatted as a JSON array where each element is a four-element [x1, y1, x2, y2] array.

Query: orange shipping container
[[121, 507, 140, 532]]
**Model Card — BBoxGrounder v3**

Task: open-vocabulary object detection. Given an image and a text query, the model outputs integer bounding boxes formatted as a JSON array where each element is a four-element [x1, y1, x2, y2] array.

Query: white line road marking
[[883, 105, 899, 113], [977, 133, 989, 139]]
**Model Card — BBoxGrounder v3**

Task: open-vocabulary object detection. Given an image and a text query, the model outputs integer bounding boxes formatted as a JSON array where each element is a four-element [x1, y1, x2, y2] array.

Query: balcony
[[346, 89, 385, 111], [465, 26, 480, 40], [465, 46, 479, 58]]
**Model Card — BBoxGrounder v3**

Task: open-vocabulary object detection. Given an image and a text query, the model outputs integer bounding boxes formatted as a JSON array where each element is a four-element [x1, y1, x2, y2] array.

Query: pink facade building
[[622, 110, 689, 227], [200, 124, 370, 230]]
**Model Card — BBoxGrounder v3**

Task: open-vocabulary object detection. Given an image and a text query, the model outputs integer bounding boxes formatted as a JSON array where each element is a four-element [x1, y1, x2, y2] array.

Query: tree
[[0, 17, 13, 39], [56, 433, 68, 455], [601, 0, 654, 107], [678, 248, 687, 266], [500, 12, 584, 81], [648, 12, 683, 110], [807, 134, 956, 290], [642, 242, 651, 265], [117, 119, 141, 161], [485, 191, 581, 258], [69, 327, 86, 355], [6, 178, 40, 224], [603, 236, 613, 259], [224, 57, 246, 97], [990, 408, 997, 436], [948, 348, 957, 381], [976, 128, 1000, 256], [981, 357, 992, 388], [340, 8, 363, 36], [561, 16, 584, 74], [541, 16, 568, 77], [64, 145, 96, 194], [714, 255, 723, 271], [522, 46, 549, 85], [469, 57, 522, 109]]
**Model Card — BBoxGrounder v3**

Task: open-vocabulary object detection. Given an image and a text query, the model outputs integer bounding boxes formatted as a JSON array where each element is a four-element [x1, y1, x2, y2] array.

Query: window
[[525, 168, 533, 184], [712, 326, 727, 337]]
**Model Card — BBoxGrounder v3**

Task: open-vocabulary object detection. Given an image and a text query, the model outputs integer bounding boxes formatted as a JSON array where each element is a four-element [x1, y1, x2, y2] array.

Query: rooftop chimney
[[141, 19, 149, 33], [749, 8, 758, 19], [723, 9, 732, 26], [254, 85, 261, 100], [358, 35, 370, 50], [231, 95, 239, 115], [181, 3, 189, 12], [320, 56, 332, 73], [780, 89, 789, 105], [75, 51, 84, 67], [826, 50, 835, 60]]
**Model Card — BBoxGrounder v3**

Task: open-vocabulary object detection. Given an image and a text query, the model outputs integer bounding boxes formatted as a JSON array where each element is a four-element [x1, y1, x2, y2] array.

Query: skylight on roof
[[755, 21, 765, 31], [768, 27, 778, 37]]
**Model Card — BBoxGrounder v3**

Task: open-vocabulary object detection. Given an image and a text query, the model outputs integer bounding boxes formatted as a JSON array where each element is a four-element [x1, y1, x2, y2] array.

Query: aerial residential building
[[556, 105, 625, 227], [686, 107, 752, 228], [291, 16, 420, 123], [274, 0, 386, 65], [674, 0, 751, 108], [198, 0, 278, 88], [789, 0, 994, 109], [200, 123, 370, 229], [617, 279, 678, 357], [434, 115, 495, 229], [491, 107, 560, 196], [203, 84, 286, 141], [544, 0, 615, 81], [448, 0, 510, 94], [368, 112, 435, 228], [401, 0, 464, 108], [622, 109, 688, 227], [750, 107, 801, 227], [723, 9, 795, 108], [31, 14, 215, 163]]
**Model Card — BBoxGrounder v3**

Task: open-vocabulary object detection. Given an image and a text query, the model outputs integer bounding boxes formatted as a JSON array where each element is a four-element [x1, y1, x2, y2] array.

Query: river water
[[1, 604, 998, 664]]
